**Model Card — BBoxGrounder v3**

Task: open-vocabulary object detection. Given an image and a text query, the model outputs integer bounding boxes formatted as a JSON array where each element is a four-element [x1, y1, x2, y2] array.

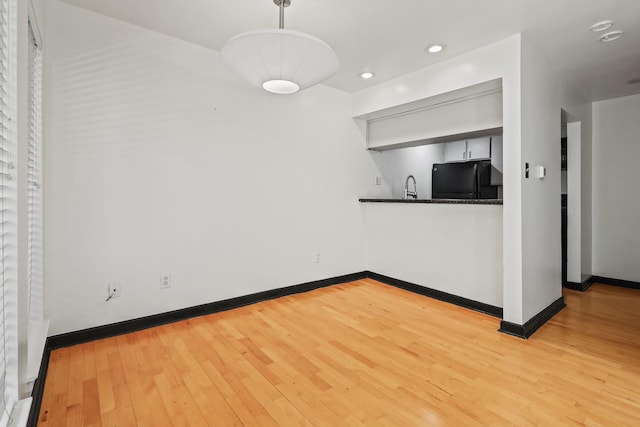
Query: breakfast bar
[[360, 199, 503, 310]]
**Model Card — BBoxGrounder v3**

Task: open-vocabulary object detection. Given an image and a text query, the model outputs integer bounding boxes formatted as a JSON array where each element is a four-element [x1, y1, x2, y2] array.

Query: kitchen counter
[[361, 199, 503, 308], [359, 198, 503, 205]]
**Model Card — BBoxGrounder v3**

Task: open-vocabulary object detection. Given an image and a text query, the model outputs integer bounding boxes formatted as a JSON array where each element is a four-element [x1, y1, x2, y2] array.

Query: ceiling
[[57, 0, 640, 101]]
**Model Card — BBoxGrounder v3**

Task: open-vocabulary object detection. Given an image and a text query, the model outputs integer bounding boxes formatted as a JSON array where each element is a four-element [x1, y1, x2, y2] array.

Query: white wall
[[593, 94, 640, 282], [44, 1, 380, 335], [518, 38, 592, 321], [42, 4, 599, 335], [364, 204, 503, 307], [560, 75, 593, 284], [371, 143, 444, 199], [355, 34, 593, 325], [518, 37, 563, 321], [354, 35, 523, 323]]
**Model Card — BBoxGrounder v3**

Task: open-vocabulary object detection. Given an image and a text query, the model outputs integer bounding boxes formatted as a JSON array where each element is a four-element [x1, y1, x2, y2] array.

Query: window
[[27, 19, 43, 326], [24, 17, 48, 397], [0, 0, 18, 423]]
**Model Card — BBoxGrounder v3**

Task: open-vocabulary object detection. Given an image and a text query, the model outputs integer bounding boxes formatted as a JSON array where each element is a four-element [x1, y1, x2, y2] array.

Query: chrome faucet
[[404, 175, 417, 199]]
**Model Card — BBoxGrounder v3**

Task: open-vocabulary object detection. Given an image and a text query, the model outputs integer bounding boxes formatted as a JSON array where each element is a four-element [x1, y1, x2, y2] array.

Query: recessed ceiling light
[[627, 77, 640, 85], [590, 20, 614, 32], [599, 30, 623, 42], [360, 71, 375, 79], [426, 44, 445, 54]]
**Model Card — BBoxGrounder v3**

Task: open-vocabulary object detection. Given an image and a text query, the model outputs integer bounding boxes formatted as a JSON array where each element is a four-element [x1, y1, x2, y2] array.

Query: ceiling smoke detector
[[599, 31, 624, 42], [590, 20, 614, 32]]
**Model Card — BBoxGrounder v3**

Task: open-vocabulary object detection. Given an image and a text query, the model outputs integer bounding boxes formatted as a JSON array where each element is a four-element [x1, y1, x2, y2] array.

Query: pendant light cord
[[279, 0, 285, 29]]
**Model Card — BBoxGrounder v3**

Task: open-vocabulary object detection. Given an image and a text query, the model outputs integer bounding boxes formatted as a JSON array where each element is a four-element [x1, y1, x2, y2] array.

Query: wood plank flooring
[[38, 279, 640, 426]]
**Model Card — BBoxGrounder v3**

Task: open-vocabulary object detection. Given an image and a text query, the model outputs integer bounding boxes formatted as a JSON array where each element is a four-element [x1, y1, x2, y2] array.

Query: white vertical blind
[[27, 20, 42, 324], [0, 0, 6, 418], [0, 0, 17, 423]]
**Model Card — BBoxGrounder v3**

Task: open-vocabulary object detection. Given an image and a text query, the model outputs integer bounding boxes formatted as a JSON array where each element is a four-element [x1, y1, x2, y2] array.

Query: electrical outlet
[[375, 176, 382, 185], [108, 282, 121, 299], [316, 253, 321, 263], [161, 274, 171, 289]]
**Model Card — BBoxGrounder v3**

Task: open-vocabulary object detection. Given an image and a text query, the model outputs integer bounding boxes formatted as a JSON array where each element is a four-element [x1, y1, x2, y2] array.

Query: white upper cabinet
[[467, 137, 491, 160], [443, 140, 468, 162], [443, 137, 492, 162]]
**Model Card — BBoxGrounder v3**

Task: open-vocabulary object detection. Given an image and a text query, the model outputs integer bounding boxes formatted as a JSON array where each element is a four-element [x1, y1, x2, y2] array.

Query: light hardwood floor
[[38, 279, 640, 426]]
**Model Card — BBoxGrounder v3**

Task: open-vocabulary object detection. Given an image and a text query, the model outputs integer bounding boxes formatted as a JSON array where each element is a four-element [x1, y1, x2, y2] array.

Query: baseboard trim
[[564, 276, 594, 292], [499, 296, 565, 339], [45, 270, 503, 350], [592, 275, 640, 290], [365, 271, 503, 318], [27, 346, 51, 427], [46, 271, 368, 350]]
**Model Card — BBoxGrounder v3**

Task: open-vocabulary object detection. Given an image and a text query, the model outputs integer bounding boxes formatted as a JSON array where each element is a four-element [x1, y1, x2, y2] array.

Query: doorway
[[560, 135, 567, 286], [561, 109, 582, 288], [561, 133, 567, 285]]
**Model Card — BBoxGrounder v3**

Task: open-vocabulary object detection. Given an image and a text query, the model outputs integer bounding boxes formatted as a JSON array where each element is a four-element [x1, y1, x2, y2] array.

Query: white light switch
[[537, 165, 546, 179]]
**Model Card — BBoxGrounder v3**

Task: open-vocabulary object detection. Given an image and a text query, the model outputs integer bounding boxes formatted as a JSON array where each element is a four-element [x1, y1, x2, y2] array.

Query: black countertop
[[359, 198, 503, 205]]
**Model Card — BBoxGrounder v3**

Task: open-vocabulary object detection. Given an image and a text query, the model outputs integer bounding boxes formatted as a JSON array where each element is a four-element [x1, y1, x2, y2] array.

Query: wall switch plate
[[108, 282, 121, 298], [375, 176, 382, 185], [537, 165, 546, 179], [161, 274, 171, 289]]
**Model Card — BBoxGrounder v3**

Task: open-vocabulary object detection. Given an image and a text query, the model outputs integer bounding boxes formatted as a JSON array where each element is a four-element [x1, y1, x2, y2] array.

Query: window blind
[[0, 0, 8, 419], [0, 0, 17, 424], [27, 20, 42, 324]]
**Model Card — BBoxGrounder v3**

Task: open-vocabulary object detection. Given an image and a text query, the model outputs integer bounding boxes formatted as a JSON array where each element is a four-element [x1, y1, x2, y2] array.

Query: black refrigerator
[[432, 160, 498, 199]]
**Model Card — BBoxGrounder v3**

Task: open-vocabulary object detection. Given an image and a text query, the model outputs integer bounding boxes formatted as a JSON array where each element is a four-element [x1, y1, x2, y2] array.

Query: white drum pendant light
[[221, 0, 339, 94]]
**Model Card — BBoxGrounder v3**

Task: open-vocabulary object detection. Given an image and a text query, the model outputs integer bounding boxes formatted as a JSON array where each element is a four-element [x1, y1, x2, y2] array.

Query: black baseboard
[[499, 296, 565, 339], [592, 275, 640, 290], [564, 276, 594, 292], [27, 346, 51, 427], [46, 270, 503, 351], [47, 271, 368, 350], [365, 271, 503, 318]]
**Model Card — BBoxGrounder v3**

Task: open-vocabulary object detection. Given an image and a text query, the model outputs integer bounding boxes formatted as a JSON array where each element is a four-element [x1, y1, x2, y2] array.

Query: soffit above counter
[[354, 78, 503, 151]]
